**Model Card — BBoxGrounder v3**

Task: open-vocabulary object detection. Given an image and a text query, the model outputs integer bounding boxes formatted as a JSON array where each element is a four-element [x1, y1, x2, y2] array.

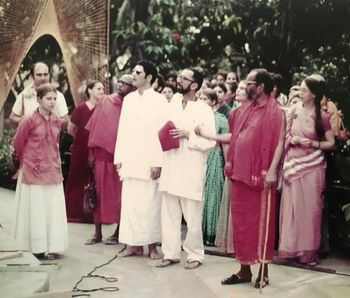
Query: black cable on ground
[[72, 252, 119, 297]]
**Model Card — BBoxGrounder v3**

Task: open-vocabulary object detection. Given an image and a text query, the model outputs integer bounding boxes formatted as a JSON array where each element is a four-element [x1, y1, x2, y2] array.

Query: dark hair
[[30, 61, 49, 77], [189, 68, 204, 91], [162, 82, 176, 93], [85, 80, 101, 99], [136, 60, 158, 85], [271, 73, 284, 97], [212, 82, 227, 94], [202, 88, 218, 104], [225, 81, 238, 94], [36, 83, 56, 99], [304, 75, 327, 139], [252, 68, 274, 95], [216, 70, 227, 81], [165, 72, 177, 81], [155, 74, 165, 91]]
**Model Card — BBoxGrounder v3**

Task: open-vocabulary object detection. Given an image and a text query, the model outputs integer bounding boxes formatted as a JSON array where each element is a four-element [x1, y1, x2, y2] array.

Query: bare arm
[[300, 129, 335, 151], [59, 115, 69, 129], [194, 125, 231, 144], [9, 112, 21, 125], [265, 112, 286, 185], [67, 120, 77, 137]]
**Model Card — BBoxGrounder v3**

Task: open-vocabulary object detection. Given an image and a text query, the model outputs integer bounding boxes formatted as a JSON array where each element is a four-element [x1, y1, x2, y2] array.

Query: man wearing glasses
[[157, 68, 216, 269], [114, 60, 168, 259], [222, 69, 285, 288]]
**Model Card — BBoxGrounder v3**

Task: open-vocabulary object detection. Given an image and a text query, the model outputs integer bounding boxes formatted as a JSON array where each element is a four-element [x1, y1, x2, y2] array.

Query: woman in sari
[[279, 75, 335, 265]]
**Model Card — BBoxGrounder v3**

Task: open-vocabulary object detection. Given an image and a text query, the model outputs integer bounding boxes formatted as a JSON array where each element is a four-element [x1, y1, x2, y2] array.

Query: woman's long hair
[[303, 75, 327, 140]]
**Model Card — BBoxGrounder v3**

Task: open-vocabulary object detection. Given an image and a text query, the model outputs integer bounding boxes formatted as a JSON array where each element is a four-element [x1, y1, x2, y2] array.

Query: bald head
[[31, 62, 50, 89]]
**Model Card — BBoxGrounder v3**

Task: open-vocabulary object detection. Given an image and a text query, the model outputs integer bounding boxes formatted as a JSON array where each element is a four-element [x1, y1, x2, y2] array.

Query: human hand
[[224, 161, 233, 179], [264, 169, 277, 187], [151, 167, 162, 180], [290, 135, 301, 145], [170, 128, 189, 139], [299, 138, 312, 148]]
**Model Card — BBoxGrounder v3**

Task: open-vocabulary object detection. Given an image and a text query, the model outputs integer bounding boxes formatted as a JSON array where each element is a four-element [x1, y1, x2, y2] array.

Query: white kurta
[[114, 88, 168, 245], [12, 83, 68, 117], [159, 94, 216, 262], [158, 94, 216, 201]]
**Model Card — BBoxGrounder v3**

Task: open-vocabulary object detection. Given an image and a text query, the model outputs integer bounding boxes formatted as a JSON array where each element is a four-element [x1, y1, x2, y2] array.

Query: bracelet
[[318, 141, 321, 149]]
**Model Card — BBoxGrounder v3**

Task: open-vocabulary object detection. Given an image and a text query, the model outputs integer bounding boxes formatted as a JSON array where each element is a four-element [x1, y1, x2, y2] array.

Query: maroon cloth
[[231, 181, 276, 264], [65, 103, 94, 223], [86, 94, 122, 154], [93, 147, 121, 224], [230, 96, 283, 187], [85, 94, 123, 224], [158, 121, 180, 151], [228, 96, 283, 264], [14, 110, 62, 184]]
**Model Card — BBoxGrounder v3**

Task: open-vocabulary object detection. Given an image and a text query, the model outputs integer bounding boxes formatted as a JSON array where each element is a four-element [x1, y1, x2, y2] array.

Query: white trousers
[[161, 193, 204, 262], [119, 178, 162, 245]]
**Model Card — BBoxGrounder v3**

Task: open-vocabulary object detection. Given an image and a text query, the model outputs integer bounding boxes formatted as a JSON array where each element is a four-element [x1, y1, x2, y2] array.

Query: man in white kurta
[[10, 62, 68, 127], [157, 68, 216, 269], [114, 60, 167, 259]]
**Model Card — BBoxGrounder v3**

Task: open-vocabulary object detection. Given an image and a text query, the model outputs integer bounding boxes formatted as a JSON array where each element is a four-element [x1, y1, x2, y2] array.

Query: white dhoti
[[161, 193, 204, 262], [12, 171, 68, 254], [119, 178, 161, 245]]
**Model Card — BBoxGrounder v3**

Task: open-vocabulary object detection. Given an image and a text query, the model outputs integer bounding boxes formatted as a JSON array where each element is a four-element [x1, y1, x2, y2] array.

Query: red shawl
[[86, 94, 123, 154], [229, 96, 283, 186]]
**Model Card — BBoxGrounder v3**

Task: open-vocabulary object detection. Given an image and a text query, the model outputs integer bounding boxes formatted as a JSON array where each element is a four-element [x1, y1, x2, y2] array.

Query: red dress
[[65, 103, 94, 223]]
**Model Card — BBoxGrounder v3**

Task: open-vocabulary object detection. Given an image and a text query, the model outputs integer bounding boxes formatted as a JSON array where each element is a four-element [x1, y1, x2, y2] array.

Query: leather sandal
[[254, 276, 269, 288], [221, 274, 252, 285], [85, 237, 102, 245], [156, 258, 180, 268], [184, 260, 202, 270]]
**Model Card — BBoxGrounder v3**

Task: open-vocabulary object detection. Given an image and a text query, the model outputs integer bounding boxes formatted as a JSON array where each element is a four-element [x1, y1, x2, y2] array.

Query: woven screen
[[0, 0, 109, 110]]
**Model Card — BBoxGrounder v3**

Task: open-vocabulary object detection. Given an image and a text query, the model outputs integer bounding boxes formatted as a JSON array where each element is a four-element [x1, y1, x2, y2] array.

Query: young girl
[[200, 88, 229, 246], [12, 83, 68, 260]]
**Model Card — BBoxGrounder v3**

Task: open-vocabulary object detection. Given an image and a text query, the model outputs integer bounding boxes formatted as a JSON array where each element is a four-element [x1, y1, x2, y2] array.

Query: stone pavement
[[0, 187, 349, 298]]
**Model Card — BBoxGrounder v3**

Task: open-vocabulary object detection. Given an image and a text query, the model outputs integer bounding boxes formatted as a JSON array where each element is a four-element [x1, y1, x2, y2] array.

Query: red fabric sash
[[229, 96, 283, 186]]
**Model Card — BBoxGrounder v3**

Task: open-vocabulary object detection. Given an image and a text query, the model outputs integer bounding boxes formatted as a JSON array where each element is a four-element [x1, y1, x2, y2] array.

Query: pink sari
[[279, 103, 331, 263]]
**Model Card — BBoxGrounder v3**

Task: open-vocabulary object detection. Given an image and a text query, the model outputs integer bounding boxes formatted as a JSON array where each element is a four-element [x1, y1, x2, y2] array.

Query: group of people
[[9, 60, 337, 287]]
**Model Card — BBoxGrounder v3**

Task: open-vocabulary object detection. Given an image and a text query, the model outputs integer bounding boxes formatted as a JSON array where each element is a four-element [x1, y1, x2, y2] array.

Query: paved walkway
[[0, 187, 349, 297]]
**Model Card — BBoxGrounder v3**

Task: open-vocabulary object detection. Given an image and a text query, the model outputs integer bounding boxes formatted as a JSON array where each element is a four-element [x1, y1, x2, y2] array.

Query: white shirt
[[12, 83, 68, 117], [158, 94, 216, 201], [114, 88, 168, 180]]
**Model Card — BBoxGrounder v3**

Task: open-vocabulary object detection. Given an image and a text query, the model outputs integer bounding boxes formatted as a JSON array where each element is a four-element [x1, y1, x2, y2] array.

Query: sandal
[[184, 260, 202, 270], [221, 274, 252, 285], [85, 237, 102, 245], [254, 276, 269, 289], [105, 236, 119, 245], [45, 253, 60, 260], [156, 258, 180, 268]]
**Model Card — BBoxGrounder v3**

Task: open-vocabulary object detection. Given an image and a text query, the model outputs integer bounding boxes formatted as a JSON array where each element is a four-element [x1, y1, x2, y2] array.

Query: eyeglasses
[[178, 74, 195, 83]]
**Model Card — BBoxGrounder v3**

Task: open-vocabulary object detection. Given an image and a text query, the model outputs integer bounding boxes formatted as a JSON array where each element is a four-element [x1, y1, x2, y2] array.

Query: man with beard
[[114, 60, 168, 259], [157, 68, 216, 269], [222, 69, 285, 288]]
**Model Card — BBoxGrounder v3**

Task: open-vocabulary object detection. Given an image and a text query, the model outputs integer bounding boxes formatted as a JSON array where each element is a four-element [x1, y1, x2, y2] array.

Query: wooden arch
[[0, 0, 109, 111]]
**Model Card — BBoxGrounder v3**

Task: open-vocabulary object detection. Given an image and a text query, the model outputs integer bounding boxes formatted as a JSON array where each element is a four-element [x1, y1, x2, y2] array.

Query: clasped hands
[[290, 135, 314, 148]]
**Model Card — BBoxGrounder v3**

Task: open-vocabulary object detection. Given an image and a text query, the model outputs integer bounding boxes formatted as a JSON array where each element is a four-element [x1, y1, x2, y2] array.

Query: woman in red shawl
[[65, 80, 104, 223], [222, 69, 285, 289]]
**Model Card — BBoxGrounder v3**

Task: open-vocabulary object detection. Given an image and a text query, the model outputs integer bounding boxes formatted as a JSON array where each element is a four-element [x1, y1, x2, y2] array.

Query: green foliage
[[0, 129, 17, 190]]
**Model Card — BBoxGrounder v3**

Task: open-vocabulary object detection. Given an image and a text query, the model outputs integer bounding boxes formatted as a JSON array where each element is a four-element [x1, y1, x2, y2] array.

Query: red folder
[[158, 121, 180, 151]]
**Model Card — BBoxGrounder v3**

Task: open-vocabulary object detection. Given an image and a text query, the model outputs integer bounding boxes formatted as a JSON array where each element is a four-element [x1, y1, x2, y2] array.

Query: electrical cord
[[72, 252, 119, 297]]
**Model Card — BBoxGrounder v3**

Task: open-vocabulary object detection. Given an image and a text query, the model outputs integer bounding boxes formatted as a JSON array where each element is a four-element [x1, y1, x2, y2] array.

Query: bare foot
[[149, 250, 162, 260], [118, 246, 143, 257]]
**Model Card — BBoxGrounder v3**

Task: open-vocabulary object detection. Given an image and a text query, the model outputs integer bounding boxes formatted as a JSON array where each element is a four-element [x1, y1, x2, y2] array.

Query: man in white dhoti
[[157, 68, 216, 269], [114, 60, 167, 259]]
